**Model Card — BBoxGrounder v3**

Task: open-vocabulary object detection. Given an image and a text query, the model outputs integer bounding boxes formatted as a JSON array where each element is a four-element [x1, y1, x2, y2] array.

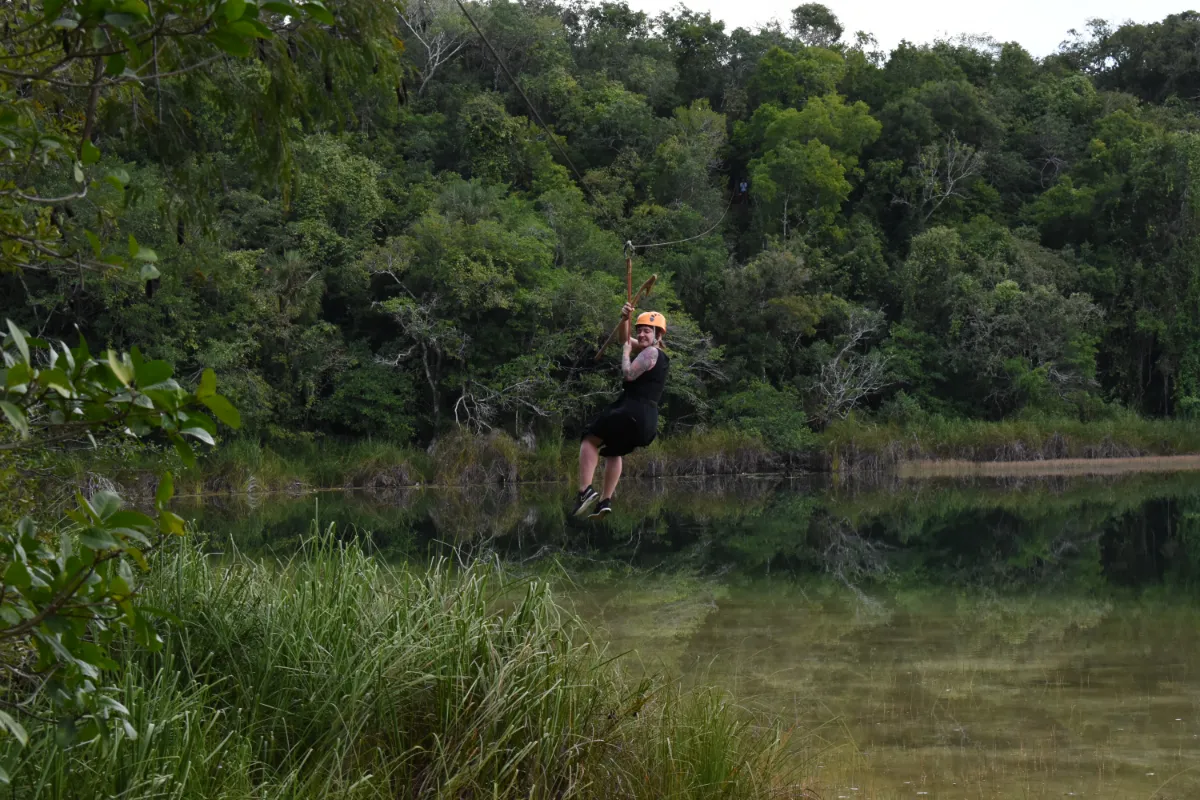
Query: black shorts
[[582, 399, 658, 457]]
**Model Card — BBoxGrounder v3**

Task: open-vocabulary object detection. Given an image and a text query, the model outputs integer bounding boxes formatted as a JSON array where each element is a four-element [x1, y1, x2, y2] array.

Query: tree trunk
[[421, 345, 439, 429]]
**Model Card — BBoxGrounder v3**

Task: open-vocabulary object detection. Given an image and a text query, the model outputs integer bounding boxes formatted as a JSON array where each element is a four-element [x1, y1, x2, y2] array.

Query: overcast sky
[[627, 0, 1196, 56]]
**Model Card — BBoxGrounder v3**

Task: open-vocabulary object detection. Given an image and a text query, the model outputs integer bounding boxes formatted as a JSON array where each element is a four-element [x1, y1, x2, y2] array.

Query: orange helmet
[[634, 311, 666, 332]]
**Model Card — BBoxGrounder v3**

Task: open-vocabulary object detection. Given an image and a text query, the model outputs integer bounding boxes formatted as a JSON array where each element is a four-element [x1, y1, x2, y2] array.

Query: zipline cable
[[453, 0, 596, 206], [629, 192, 734, 251], [452, 0, 731, 254]]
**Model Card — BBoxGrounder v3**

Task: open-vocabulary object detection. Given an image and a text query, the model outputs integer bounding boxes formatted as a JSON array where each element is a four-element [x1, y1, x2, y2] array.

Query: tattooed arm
[[622, 344, 658, 381]]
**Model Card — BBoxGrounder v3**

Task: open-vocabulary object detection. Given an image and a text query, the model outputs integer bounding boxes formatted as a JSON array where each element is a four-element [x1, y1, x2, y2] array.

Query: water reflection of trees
[[180, 472, 1200, 593]]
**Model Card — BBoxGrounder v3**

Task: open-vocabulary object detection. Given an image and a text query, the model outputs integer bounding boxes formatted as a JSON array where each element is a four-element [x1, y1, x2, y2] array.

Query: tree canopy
[[7, 0, 1200, 450]]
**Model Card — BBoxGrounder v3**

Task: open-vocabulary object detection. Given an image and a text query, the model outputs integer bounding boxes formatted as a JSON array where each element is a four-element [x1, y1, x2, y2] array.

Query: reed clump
[[623, 428, 782, 478], [820, 412, 1200, 472], [429, 428, 523, 485], [4, 533, 804, 799]]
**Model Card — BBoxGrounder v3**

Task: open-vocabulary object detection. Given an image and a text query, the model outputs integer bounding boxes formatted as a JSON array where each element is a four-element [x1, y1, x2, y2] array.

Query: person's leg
[[578, 435, 601, 492], [601, 455, 623, 500]]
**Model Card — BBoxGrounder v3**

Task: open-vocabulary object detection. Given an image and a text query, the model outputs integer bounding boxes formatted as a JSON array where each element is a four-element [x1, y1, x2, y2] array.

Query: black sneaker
[[571, 487, 599, 516], [588, 499, 612, 519]]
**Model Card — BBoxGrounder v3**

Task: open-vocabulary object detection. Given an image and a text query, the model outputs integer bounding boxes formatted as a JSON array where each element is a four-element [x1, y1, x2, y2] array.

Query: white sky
[[628, 0, 1197, 56]]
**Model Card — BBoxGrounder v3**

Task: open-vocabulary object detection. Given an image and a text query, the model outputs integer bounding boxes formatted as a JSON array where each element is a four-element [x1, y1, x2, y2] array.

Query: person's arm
[[621, 342, 658, 381]]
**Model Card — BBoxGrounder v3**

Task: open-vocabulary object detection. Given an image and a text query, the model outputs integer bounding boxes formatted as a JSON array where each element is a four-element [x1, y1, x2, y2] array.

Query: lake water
[[181, 472, 1200, 799]]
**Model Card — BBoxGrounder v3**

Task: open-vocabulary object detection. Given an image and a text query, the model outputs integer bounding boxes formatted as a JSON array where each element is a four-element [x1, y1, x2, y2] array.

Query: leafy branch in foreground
[[0, 0, 338, 276], [0, 319, 239, 781], [1, 319, 239, 461]]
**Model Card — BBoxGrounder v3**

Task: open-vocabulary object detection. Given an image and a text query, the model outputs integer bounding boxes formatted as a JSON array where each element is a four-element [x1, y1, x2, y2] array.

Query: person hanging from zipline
[[572, 304, 669, 518]]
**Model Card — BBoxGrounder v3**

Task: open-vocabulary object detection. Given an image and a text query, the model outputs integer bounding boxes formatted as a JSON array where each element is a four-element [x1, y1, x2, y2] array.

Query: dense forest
[[6, 1, 1200, 452]]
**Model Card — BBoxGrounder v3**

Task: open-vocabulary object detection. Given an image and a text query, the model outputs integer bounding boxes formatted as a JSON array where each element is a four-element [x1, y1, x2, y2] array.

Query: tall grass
[[622, 428, 781, 478], [822, 411, 1200, 461], [4, 532, 804, 798], [195, 437, 299, 492]]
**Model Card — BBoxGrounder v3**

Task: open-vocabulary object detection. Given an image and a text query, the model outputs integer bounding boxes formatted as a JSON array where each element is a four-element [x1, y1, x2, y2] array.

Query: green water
[[182, 473, 1200, 799]]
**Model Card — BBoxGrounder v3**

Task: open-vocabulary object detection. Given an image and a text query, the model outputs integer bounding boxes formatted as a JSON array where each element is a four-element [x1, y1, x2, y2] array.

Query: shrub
[[716, 382, 817, 453]]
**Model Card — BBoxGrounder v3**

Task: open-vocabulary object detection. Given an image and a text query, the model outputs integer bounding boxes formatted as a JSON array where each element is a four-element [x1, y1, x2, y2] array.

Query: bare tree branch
[[397, 0, 472, 95], [811, 308, 891, 424], [892, 134, 986, 224]]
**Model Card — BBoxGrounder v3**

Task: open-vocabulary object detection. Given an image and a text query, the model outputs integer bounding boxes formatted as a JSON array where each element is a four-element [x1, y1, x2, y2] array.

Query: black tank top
[[621, 349, 669, 405]]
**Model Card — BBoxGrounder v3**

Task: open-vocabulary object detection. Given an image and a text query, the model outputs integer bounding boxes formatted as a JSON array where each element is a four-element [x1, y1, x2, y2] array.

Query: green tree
[[790, 3, 843, 48], [747, 45, 845, 108]]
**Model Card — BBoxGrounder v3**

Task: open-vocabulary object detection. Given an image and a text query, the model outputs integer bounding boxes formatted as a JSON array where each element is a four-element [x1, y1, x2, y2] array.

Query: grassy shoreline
[[51, 415, 1200, 497], [2, 533, 808, 798]]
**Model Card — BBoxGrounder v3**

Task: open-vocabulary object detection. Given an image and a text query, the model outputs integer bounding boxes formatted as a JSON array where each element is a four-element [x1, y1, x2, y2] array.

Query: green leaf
[[182, 427, 215, 446], [224, 0, 246, 21], [158, 510, 185, 536], [156, 472, 174, 506], [44, 0, 65, 20], [79, 528, 120, 550], [110, 25, 144, 63], [172, 437, 196, 468], [84, 230, 102, 257], [51, 16, 78, 30], [107, 351, 132, 387], [135, 359, 171, 388], [81, 140, 101, 165], [127, 233, 139, 258], [99, 697, 130, 716], [244, 18, 274, 37], [5, 320, 29, 364], [104, 53, 126, 77], [2, 561, 31, 590], [116, 0, 149, 14], [5, 363, 29, 390], [197, 368, 217, 398], [0, 401, 28, 438], [140, 263, 161, 281], [228, 19, 266, 37], [110, 526, 151, 547], [0, 711, 28, 748], [73, 161, 84, 183], [144, 388, 180, 411], [134, 247, 157, 263], [59, 342, 75, 372], [108, 167, 131, 186], [134, 613, 164, 652], [103, 12, 139, 29], [199, 394, 241, 429], [106, 510, 153, 531], [207, 29, 251, 57], [40, 368, 73, 397], [301, 2, 334, 25], [91, 491, 122, 519], [17, 518, 35, 540], [180, 410, 216, 435]]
